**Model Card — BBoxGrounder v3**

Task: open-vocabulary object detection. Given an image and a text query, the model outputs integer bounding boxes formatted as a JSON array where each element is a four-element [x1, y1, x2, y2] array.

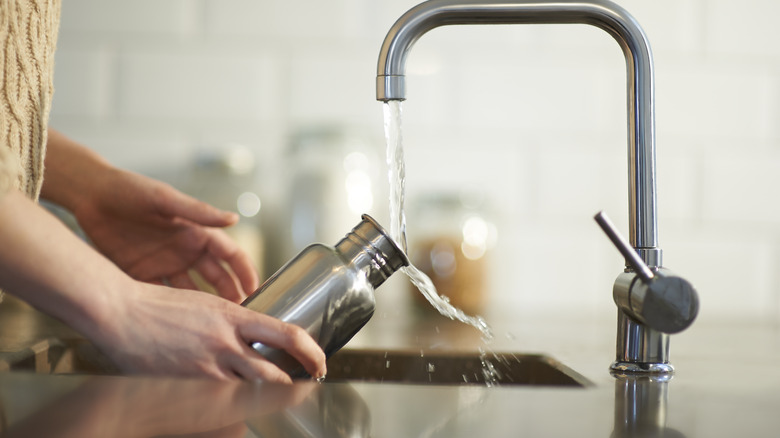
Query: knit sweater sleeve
[[0, 145, 21, 197], [0, 0, 61, 201]]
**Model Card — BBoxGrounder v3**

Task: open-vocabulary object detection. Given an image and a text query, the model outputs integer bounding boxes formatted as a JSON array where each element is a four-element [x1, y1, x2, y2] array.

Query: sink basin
[[1, 337, 590, 388], [0, 299, 589, 386], [324, 349, 591, 387]]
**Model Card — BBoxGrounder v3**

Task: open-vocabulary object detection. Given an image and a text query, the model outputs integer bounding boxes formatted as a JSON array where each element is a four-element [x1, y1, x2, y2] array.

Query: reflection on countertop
[[0, 372, 324, 437], [2, 296, 780, 436], [2, 363, 780, 437]]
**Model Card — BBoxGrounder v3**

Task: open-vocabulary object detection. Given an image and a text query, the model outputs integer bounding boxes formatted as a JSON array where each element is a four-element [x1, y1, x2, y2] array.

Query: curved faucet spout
[[376, 0, 660, 260]]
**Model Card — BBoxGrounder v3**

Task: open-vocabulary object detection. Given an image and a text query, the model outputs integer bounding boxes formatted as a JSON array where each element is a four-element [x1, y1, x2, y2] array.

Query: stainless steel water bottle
[[241, 214, 408, 377]]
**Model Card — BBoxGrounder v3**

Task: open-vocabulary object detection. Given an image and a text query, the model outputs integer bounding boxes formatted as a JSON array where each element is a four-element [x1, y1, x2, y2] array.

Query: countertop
[[1, 296, 780, 437]]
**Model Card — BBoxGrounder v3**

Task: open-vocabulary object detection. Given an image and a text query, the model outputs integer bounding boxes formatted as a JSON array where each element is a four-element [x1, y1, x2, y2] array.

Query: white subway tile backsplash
[[118, 50, 281, 121], [532, 134, 627, 220], [454, 48, 624, 132], [492, 228, 613, 316], [706, 0, 780, 58], [618, 0, 704, 55], [537, 149, 613, 218], [205, 0, 366, 39], [48, 125, 191, 173], [288, 46, 380, 125], [203, 0, 274, 38], [702, 153, 780, 224], [656, 147, 699, 223], [52, 48, 114, 118], [399, 47, 459, 127], [657, 62, 775, 143], [60, 0, 199, 36], [402, 132, 527, 213], [48, 0, 780, 321], [663, 235, 776, 321]]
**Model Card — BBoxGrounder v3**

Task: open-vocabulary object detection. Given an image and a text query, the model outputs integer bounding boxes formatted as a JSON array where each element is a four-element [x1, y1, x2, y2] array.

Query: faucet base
[[613, 310, 673, 375], [610, 361, 674, 376]]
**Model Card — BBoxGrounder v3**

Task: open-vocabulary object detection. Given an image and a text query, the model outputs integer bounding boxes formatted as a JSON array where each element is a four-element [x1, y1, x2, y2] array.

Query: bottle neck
[[335, 215, 409, 289]]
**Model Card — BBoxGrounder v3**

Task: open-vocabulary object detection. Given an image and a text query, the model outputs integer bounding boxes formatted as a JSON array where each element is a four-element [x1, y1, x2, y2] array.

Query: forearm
[[40, 128, 115, 212], [0, 189, 325, 380], [0, 189, 127, 341]]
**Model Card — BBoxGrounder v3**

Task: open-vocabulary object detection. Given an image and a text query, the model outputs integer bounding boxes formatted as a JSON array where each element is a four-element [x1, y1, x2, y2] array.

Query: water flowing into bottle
[[383, 101, 493, 340]]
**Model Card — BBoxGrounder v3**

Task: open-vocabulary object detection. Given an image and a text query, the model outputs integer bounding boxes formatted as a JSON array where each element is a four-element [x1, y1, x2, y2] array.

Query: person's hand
[[0, 189, 325, 382], [94, 280, 326, 382], [41, 129, 259, 302], [74, 167, 259, 302]]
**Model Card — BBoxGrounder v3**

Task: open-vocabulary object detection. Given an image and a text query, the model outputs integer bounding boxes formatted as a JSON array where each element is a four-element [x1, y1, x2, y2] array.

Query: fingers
[[194, 254, 246, 302], [182, 227, 259, 302], [132, 228, 257, 301], [203, 228, 260, 297], [167, 271, 199, 291], [149, 183, 260, 297], [158, 184, 258, 293], [223, 249, 260, 295], [227, 344, 293, 384], [155, 183, 239, 228], [237, 313, 327, 380]]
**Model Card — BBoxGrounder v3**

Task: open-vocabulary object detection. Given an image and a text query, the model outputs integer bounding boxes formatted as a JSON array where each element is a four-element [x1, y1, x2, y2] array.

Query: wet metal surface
[[3, 296, 780, 436], [326, 349, 590, 387], [1, 369, 780, 437]]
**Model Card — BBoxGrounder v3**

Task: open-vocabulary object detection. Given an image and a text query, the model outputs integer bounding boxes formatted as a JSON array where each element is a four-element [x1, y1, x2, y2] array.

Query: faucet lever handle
[[596, 210, 699, 334], [594, 211, 654, 282]]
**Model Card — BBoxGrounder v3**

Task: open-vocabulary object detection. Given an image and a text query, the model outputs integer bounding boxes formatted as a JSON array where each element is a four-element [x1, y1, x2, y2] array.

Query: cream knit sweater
[[0, 0, 61, 200]]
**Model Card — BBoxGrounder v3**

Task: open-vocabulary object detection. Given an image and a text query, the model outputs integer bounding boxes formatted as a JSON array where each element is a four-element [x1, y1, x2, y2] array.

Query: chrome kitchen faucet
[[376, 0, 699, 374]]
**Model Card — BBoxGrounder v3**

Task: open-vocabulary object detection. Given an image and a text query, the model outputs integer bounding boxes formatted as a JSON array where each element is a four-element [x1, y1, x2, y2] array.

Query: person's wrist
[[41, 130, 116, 213], [66, 164, 119, 220], [71, 273, 137, 353]]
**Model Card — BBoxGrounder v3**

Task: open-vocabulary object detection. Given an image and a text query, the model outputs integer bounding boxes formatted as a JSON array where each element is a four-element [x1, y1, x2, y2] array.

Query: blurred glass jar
[[275, 127, 386, 264], [180, 144, 265, 283], [408, 193, 497, 316]]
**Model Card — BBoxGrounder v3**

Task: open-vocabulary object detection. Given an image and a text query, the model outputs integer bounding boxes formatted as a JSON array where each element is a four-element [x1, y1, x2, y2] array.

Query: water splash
[[479, 348, 501, 387], [383, 101, 494, 340]]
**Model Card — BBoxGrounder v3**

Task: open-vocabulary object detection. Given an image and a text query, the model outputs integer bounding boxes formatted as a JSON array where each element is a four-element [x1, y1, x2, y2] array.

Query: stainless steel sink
[[0, 297, 589, 386], [324, 349, 591, 387], [2, 337, 590, 387]]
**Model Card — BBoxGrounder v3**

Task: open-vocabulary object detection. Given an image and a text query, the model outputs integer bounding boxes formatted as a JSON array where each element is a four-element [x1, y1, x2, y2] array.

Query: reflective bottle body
[[242, 214, 408, 377]]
